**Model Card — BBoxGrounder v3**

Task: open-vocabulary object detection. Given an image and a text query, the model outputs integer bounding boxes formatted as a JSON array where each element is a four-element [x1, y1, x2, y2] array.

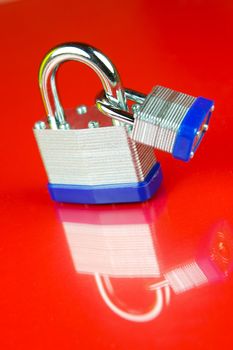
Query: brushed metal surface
[[34, 107, 156, 186], [132, 86, 196, 153]]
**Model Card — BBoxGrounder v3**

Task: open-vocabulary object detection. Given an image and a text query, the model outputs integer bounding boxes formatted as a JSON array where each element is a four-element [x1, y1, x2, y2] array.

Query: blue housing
[[172, 97, 214, 161], [48, 163, 162, 204]]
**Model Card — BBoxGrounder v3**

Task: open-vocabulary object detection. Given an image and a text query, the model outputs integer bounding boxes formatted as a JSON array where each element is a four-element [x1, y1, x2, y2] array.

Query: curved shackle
[[39, 42, 128, 129], [95, 274, 171, 322]]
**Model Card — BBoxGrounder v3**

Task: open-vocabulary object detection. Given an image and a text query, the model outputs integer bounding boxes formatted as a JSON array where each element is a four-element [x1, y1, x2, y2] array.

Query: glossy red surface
[[1, 0, 233, 348]]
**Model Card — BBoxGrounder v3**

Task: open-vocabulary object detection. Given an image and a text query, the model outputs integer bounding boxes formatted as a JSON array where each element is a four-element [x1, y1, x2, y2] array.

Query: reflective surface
[[1, 0, 233, 348]]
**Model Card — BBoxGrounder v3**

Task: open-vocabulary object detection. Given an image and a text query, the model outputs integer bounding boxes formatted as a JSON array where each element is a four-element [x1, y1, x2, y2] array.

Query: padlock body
[[132, 86, 214, 161], [34, 106, 162, 204]]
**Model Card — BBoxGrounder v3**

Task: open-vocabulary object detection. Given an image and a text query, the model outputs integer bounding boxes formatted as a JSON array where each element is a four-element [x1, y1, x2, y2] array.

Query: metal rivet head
[[76, 105, 87, 115], [34, 121, 46, 130], [132, 103, 141, 113], [88, 121, 99, 128], [59, 122, 70, 130]]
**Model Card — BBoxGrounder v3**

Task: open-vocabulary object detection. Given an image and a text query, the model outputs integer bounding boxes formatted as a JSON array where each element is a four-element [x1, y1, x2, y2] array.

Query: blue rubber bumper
[[172, 97, 214, 161], [48, 163, 162, 204]]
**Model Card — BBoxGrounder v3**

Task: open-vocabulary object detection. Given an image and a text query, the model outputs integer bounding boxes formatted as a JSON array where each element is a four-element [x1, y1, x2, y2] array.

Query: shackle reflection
[[56, 197, 233, 323]]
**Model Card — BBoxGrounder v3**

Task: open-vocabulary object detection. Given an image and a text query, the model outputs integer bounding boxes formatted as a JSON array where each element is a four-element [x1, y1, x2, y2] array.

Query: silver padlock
[[34, 43, 162, 204], [97, 84, 214, 161]]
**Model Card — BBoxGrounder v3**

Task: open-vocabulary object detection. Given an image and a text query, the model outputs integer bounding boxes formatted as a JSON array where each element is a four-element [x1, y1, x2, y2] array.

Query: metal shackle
[[96, 88, 146, 125], [39, 42, 127, 129]]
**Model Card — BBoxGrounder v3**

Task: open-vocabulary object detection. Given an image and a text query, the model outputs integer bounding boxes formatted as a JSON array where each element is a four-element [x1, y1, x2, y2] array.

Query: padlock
[[34, 43, 162, 204], [97, 85, 214, 162]]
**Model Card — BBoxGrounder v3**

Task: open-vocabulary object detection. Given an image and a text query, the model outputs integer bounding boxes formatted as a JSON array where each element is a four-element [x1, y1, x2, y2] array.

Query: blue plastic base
[[172, 97, 214, 161], [48, 163, 162, 204]]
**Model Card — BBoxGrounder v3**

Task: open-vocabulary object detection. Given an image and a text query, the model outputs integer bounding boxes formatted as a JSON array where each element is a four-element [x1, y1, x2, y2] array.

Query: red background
[[0, 0, 233, 349]]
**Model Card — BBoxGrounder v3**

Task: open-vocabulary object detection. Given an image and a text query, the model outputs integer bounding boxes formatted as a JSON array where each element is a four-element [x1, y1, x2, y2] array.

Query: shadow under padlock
[[34, 43, 214, 205], [57, 200, 233, 323]]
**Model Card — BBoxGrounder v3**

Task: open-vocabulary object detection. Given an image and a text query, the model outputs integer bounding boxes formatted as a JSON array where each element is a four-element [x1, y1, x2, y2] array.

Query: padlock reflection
[[58, 199, 162, 278], [57, 198, 170, 323], [151, 220, 233, 294], [57, 199, 233, 322]]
